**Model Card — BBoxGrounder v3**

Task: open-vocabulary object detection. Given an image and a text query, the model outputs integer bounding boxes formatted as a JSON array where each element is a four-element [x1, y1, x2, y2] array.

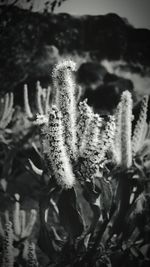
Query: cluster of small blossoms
[[1, 223, 38, 267], [13, 194, 37, 241], [77, 99, 93, 151], [35, 114, 49, 126], [52, 60, 77, 159], [132, 95, 149, 157], [24, 82, 51, 120], [1, 221, 14, 267], [23, 241, 38, 267], [42, 106, 76, 189], [113, 101, 122, 164], [0, 92, 14, 130], [78, 113, 103, 180], [77, 116, 116, 180], [113, 90, 149, 169], [38, 60, 116, 189], [113, 91, 133, 168], [0, 194, 37, 241], [81, 113, 102, 156], [97, 116, 116, 161], [121, 91, 133, 168], [0, 195, 38, 266]]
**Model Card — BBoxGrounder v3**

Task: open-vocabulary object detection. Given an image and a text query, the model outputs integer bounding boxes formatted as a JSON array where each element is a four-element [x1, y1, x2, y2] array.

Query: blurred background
[[0, 0, 150, 112]]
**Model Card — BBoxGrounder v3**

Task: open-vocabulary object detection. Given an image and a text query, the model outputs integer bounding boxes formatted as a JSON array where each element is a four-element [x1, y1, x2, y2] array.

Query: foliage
[[0, 0, 68, 13], [0, 60, 150, 266]]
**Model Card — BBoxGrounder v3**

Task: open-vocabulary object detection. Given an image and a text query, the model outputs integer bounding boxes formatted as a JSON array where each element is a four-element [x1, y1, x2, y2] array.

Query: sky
[[54, 0, 150, 29]]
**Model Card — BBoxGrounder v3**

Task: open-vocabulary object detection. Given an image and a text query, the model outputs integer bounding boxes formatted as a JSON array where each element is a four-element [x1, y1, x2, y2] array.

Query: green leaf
[[82, 181, 101, 232], [38, 223, 58, 261], [57, 188, 84, 238], [98, 177, 113, 217]]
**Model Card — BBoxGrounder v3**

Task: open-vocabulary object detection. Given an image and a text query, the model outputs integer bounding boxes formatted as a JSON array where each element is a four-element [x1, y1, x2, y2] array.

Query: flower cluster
[[1, 221, 14, 267], [0, 194, 37, 267], [77, 99, 93, 151], [120, 90, 133, 168], [132, 95, 149, 156], [52, 60, 77, 158], [113, 90, 149, 168], [0, 194, 37, 242], [0, 92, 14, 130], [24, 82, 52, 120], [42, 106, 76, 188], [37, 60, 116, 188], [23, 241, 38, 267]]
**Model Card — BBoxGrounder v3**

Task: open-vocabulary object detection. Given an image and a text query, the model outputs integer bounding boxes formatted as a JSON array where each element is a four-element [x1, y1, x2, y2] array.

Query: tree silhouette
[[0, 0, 68, 12]]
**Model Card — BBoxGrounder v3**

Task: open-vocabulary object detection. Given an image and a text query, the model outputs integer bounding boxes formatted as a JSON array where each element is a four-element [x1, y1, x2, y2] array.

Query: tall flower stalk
[[120, 91, 133, 168], [113, 91, 149, 169], [52, 60, 77, 158], [45, 106, 76, 189], [132, 95, 149, 157]]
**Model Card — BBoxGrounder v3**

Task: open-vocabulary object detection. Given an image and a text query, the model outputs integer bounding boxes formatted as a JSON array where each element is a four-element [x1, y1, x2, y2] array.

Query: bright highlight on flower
[[112, 91, 133, 168], [120, 90, 133, 168], [52, 59, 77, 158]]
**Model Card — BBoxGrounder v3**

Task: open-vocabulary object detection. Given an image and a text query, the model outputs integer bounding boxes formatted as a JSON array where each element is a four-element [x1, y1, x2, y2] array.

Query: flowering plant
[[0, 60, 150, 267]]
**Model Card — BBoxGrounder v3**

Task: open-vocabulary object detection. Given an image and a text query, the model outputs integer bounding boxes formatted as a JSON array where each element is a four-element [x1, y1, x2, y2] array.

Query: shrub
[[0, 60, 150, 266]]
